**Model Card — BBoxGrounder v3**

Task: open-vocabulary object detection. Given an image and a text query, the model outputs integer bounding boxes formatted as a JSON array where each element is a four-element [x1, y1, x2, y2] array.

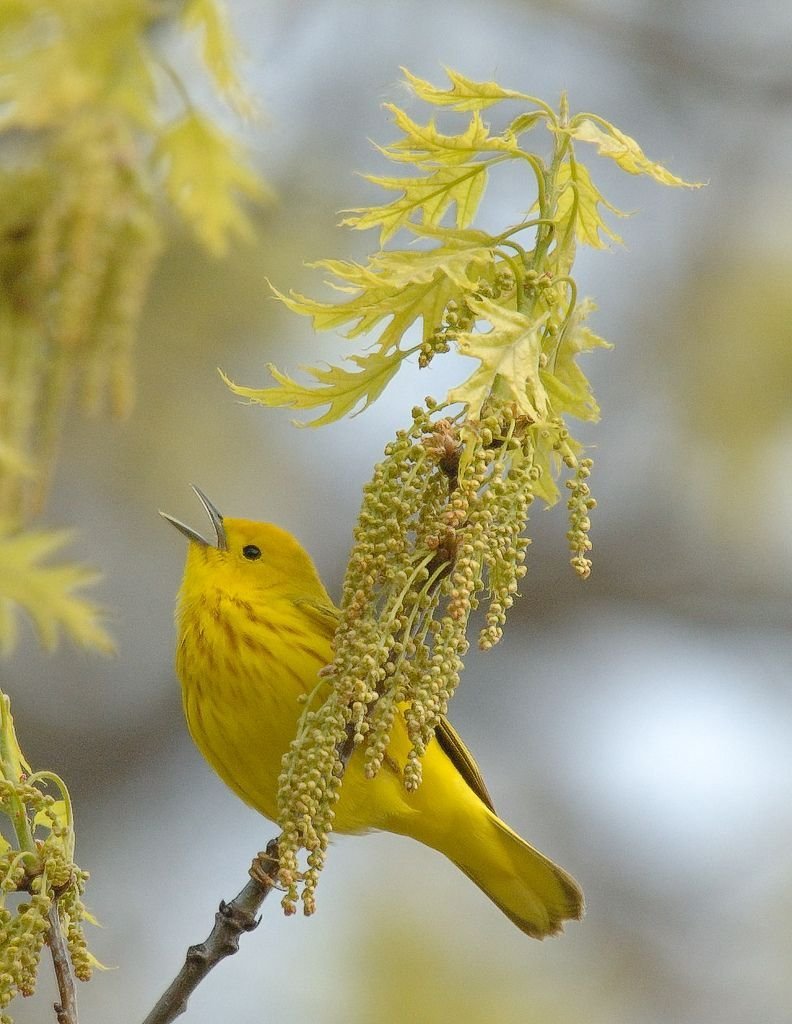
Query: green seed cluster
[[474, 439, 535, 651], [0, 895, 51, 1003], [65, 903, 93, 982], [419, 299, 473, 368], [565, 458, 596, 579], [276, 692, 347, 916], [31, 116, 162, 420], [277, 401, 573, 912]]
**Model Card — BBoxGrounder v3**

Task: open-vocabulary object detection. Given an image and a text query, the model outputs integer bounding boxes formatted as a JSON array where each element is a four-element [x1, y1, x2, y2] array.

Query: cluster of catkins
[[0, 779, 92, 1019], [277, 401, 594, 914], [0, 114, 159, 518], [39, 115, 161, 418]]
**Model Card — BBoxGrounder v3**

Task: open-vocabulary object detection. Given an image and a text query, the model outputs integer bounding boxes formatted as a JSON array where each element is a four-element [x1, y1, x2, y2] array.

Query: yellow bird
[[162, 487, 583, 938]]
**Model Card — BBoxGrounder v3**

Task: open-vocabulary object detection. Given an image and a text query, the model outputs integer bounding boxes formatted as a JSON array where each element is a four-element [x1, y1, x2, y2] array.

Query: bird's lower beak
[[159, 485, 228, 551]]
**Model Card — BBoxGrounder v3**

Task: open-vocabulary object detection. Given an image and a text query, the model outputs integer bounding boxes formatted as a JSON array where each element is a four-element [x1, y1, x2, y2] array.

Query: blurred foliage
[[0, 524, 112, 655], [354, 915, 578, 1024], [0, 0, 266, 1018], [0, 0, 267, 651], [675, 255, 792, 523]]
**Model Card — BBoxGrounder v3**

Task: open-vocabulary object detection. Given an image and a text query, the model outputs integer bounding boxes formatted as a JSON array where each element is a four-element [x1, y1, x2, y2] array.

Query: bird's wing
[[292, 596, 340, 638], [435, 716, 496, 813], [293, 596, 496, 811]]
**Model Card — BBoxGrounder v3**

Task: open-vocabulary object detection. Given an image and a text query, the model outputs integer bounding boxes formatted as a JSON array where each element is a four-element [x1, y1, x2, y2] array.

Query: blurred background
[[7, 1, 792, 1021]]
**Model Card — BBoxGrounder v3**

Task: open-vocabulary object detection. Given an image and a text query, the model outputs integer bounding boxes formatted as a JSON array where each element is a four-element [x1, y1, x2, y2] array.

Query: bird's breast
[[175, 591, 332, 821]]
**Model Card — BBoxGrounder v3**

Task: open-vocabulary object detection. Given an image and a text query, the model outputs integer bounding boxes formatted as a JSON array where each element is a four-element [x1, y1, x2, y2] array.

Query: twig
[[47, 899, 79, 1024], [142, 839, 280, 1024], [337, 719, 357, 771]]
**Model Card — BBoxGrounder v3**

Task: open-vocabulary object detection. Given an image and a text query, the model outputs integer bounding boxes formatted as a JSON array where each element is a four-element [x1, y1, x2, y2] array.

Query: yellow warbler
[[162, 487, 583, 938]]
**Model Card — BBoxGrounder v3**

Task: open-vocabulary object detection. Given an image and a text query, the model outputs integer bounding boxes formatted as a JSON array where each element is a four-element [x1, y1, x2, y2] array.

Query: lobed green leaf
[[343, 163, 490, 242], [380, 106, 520, 165], [0, 525, 114, 655], [556, 159, 626, 250], [156, 111, 268, 256], [183, 0, 246, 106], [448, 297, 549, 421], [401, 66, 551, 115], [221, 350, 410, 426], [271, 238, 493, 348], [565, 117, 704, 187]]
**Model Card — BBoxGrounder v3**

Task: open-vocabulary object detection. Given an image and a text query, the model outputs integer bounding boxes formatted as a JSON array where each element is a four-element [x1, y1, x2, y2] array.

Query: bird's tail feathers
[[449, 810, 584, 939]]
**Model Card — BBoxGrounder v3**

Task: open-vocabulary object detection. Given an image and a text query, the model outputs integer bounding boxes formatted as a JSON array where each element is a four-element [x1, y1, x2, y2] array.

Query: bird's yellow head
[[160, 486, 330, 604]]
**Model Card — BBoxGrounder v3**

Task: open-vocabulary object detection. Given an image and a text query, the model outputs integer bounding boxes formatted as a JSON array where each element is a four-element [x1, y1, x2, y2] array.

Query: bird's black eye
[[242, 545, 261, 561]]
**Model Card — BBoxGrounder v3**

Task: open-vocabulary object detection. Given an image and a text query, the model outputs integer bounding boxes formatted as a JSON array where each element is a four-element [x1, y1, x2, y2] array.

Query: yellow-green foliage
[[0, 0, 266, 653], [0, 525, 112, 655], [0, 691, 96, 1020], [229, 69, 699, 914], [229, 68, 699, 506]]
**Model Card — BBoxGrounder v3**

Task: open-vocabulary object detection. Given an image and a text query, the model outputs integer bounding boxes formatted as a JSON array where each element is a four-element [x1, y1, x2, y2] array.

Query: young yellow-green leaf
[[542, 299, 612, 420], [566, 118, 703, 187], [448, 297, 549, 420], [156, 111, 267, 256], [270, 276, 447, 349], [183, 0, 249, 111], [222, 349, 409, 426], [529, 431, 565, 506], [507, 111, 545, 138], [381, 106, 518, 165], [401, 66, 549, 114], [556, 159, 626, 249], [0, 525, 114, 655], [269, 280, 380, 334], [271, 238, 491, 348], [0, 690, 31, 781], [357, 240, 493, 289], [344, 163, 489, 242], [541, 368, 598, 422], [407, 222, 497, 247]]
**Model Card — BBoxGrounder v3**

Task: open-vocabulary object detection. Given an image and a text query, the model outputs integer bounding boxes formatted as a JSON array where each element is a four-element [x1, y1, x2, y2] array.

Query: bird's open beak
[[159, 485, 228, 551]]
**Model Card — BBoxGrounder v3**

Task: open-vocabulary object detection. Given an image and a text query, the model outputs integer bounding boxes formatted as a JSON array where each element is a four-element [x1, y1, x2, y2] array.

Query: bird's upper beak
[[159, 486, 228, 551]]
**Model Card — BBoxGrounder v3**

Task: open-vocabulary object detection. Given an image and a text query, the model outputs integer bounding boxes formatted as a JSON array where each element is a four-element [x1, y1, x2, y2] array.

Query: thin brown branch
[[47, 899, 79, 1024], [338, 718, 357, 771], [141, 838, 280, 1024]]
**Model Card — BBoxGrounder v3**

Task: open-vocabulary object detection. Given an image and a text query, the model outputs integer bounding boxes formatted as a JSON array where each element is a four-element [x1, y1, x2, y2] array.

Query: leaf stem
[[516, 153, 547, 213], [27, 770, 75, 859], [532, 129, 570, 272], [496, 217, 554, 243]]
